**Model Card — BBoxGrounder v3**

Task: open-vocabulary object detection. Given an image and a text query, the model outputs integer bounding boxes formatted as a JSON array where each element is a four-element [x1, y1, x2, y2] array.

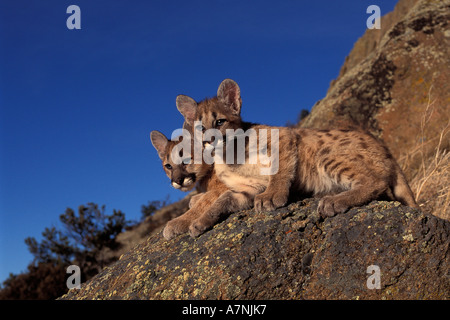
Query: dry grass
[[399, 86, 450, 220]]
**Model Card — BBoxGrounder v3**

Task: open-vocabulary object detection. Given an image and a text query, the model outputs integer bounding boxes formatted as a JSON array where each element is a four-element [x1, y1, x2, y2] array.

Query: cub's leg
[[189, 193, 204, 208], [189, 190, 253, 237], [254, 129, 297, 212], [163, 207, 203, 240], [318, 176, 389, 217], [163, 189, 221, 240]]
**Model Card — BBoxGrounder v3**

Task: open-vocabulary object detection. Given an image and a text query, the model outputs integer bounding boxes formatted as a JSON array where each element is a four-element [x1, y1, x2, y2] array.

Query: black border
[[1, 300, 446, 319]]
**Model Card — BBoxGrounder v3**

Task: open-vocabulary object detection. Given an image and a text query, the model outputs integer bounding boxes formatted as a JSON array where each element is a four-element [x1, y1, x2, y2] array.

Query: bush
[[0, 203, 129, 299]]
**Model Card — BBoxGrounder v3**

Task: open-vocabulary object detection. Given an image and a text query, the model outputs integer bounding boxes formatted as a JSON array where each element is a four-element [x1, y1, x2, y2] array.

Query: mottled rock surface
[[61, 199, 449, 300]]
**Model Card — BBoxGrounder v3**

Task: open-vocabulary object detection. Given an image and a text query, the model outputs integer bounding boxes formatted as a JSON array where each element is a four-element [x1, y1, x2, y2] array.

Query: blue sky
[[0, 0, 397, 284]]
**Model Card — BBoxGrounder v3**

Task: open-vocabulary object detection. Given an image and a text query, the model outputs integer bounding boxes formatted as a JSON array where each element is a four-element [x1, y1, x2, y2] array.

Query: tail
[[392, 166, 419, 208]]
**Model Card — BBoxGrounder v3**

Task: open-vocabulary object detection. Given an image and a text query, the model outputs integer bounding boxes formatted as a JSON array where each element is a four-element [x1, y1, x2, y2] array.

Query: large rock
[[60, 199, 449, 300], [300, 0, 450, 176]]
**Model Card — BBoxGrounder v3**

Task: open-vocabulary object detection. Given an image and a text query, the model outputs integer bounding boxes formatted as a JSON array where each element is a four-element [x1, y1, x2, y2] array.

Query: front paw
[[254, 190, 288, 213], [317, 196, 349, 218], [189, 217, 214, 238], [163, 218, 190, 240]]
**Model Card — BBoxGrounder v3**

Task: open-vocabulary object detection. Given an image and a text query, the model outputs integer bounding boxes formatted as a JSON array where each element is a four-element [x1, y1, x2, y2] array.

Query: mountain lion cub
[[151, 126, 253, 239], [176, 79, 418, 217]]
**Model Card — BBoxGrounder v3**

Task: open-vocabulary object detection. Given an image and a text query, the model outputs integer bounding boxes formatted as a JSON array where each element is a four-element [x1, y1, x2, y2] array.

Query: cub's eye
[[164, 163, 172, 170], [215, 119, 226, 127]]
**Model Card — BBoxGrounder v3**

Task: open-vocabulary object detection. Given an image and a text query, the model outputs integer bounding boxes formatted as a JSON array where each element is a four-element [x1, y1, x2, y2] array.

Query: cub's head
[[150, 130, 211, 191], [176, 79, 243, 137]]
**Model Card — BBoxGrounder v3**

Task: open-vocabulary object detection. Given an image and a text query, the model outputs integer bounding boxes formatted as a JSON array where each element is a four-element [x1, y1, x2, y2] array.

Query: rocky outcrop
[[301, 0, 450, 176], [61, 199, 449, 300]]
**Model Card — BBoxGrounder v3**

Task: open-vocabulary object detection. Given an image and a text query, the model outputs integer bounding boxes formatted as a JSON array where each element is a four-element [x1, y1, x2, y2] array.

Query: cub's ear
[[150, 130, 169, 160], [176, 95, 197, 126], [217, 79, 241, 115]]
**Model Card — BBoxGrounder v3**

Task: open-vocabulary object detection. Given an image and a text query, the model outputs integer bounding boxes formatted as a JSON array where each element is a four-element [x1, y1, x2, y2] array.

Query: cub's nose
[[172, 177, 184, 188]]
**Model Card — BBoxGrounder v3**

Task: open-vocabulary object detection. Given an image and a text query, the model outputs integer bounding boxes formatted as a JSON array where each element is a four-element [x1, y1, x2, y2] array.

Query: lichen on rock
[[60, 199, 449, 300]]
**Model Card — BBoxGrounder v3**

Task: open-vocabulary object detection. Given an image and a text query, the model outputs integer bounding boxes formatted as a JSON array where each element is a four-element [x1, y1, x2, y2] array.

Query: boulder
[[60, 199, 449, 300], [300, 0, 450, 177]]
